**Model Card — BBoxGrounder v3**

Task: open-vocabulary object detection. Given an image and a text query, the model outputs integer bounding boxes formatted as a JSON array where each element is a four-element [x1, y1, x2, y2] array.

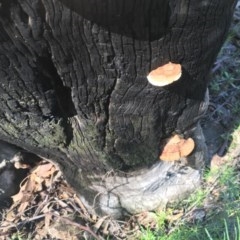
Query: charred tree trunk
[[0, 0, 236, 218]]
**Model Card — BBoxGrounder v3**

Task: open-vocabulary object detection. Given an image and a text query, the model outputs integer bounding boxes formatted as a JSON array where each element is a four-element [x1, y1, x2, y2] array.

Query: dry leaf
[[34, 163, 55, 178], [135, 212, 158, 229], [44, 213, 52, 229], [210, 154, 227, 169], [93, 216, 109, 232], [5, 209, 16, 223], [14, 161, 31, 169]]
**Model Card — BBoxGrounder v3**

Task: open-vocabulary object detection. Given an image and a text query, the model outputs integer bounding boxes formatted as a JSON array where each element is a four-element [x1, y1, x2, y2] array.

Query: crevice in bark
[[34, 54, 77, 147], [16, 2, 29, 25], [101, 82, 117, 151], [0, 0, 14, 20], [36, 0, 47, 21], [103, 98, 117, 153], [36, 55, 77, 118]]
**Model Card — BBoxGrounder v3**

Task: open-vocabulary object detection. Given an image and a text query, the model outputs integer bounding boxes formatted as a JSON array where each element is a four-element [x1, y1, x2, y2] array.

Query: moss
[[0, 117, 67, 149], [32, 119, 67, 148], [66, 118, 115, 171], [0, 122, 20, 138]]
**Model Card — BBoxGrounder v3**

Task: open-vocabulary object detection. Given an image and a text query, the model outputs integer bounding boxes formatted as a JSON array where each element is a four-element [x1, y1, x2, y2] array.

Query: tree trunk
[[0, 0, 236, 218]]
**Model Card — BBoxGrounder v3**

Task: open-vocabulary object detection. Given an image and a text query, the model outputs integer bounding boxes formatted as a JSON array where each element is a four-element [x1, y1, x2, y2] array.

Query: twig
[[0, 230, 13, 237], [73, 195, 89, 216], [0, 214, 45, 230]]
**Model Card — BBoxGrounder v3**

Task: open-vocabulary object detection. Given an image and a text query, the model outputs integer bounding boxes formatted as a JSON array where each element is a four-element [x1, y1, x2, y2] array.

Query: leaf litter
[[0, 159, 147, 239]]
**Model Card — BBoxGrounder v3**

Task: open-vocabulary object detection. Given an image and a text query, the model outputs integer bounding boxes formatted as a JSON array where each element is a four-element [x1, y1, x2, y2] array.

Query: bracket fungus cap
[[147, 62, 182, 87], [159, 134, 195, 161]]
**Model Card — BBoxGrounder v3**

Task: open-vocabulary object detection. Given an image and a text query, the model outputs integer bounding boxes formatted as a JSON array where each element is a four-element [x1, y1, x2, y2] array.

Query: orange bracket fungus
[[147, 62, 182, 86], [159, 134, 195, 161]]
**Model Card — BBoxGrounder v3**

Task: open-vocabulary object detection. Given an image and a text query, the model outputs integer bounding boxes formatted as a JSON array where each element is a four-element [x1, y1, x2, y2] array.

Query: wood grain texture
[[0, 0, 236, 217]]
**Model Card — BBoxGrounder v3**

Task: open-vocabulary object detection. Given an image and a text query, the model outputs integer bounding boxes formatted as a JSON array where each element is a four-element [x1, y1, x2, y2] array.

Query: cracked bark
[[0, 0, 236, 218]]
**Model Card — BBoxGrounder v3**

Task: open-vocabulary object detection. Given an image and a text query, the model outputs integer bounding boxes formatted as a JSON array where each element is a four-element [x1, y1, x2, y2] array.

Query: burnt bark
[[0, 0, 236, 218]]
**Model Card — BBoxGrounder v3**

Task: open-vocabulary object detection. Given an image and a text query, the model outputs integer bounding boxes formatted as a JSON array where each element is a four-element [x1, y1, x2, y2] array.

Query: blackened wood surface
[[0, 0, 236, 217]]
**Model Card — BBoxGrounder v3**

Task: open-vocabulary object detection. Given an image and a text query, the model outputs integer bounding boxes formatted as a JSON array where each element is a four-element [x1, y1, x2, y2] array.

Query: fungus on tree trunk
[[159, 134, 195, 161], [147, 62, 182, 86]]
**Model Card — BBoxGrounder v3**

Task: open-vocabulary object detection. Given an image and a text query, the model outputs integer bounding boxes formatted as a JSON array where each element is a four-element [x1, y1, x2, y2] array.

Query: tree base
[[79, 123, 207, 219], [0, 121, 207, 218]]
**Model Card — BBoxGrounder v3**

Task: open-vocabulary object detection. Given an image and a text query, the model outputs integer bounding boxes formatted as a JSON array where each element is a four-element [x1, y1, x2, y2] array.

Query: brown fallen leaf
[[167, 210, 184, 222], [135, 212, 158, 229], [210, 154, 227, 169], [14, 161, 31, 169], [93, 216, 109, 232], [33, 163, 55, 178], [11, 162, 56, 215]]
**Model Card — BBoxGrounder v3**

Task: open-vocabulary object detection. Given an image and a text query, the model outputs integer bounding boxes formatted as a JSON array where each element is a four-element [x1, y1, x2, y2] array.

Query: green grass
[[10, 232, 26, 240], [140, 228, 158, 240], [139, 157, 240, 240], [205, 218, 240, 240]]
